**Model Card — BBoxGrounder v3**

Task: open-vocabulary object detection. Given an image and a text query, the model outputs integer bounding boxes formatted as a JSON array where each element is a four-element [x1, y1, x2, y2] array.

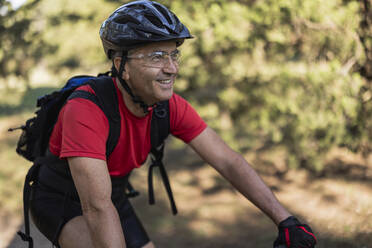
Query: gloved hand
[[273, 216, 317, 248]]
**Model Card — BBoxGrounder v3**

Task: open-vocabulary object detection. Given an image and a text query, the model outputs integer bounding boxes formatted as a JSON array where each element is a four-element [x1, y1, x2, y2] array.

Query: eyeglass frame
[[126, 49, 181, 68]]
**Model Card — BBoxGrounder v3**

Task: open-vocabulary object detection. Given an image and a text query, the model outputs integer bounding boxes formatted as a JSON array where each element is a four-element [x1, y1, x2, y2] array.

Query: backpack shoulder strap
[[68, 76, 121, 157], [151, 100, 170, 148], [148, 100, 177, 214]]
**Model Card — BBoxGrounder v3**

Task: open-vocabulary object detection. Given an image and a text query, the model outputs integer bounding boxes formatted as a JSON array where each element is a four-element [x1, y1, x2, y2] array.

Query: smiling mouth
[[157, 79, 172, 85]]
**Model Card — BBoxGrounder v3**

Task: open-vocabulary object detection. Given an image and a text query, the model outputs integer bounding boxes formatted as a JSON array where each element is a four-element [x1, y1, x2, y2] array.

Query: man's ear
[[113, 57, 129, 80], [113, 57, 122, 72]]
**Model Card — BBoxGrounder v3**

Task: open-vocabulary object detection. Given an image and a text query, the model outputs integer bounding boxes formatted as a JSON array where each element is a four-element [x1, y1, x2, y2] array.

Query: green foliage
[[36, 0, 118, 72], [170, 0, 370, 171], [346, 0, 372, 159], [0, 0, 55, 85], [1, 0, 371, 172]]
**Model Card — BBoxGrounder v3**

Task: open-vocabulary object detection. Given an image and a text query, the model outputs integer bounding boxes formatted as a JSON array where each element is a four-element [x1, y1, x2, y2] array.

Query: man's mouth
[[157, 79, 172, 85]]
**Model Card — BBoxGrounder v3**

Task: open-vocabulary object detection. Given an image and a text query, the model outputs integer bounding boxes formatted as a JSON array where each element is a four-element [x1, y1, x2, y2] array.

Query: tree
[[0, 0, 55, 87], [167, 0, 369, 172], [2, 0, 370, 172], [347, 0, 372, 164]]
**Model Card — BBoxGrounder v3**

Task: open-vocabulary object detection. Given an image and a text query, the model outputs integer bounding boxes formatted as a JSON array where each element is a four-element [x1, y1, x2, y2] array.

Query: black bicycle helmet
[[100, 0, 193, 59]]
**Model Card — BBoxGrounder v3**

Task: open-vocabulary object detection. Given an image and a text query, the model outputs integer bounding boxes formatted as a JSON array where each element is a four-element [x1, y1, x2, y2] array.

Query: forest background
[[0, 0, 371, 247]]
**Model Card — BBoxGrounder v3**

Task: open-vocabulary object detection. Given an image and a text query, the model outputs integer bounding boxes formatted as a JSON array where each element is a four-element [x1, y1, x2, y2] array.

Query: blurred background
[[0, 0, 371, 247]]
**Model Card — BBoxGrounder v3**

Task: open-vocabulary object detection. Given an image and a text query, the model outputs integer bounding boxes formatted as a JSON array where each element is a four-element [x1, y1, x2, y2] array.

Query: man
[[30, 1, 317, 247]]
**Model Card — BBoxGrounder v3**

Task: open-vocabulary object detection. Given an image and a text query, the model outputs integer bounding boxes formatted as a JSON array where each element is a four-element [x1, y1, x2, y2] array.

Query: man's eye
[[149, 54, 163, 62], [171, 51, 180, 60], [171, 53, 179, 60]]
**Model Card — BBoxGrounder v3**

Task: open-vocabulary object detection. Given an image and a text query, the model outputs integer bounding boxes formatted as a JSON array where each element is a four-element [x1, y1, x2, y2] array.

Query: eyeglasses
[[126, 50, 181, 68]]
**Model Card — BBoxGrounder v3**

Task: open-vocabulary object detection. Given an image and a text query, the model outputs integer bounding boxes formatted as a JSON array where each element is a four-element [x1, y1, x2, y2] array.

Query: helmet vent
[[153, 3, 173, 24], [116, 15, 140, 25], [131, 4, 147, 10], [145, 14, 164, 29]]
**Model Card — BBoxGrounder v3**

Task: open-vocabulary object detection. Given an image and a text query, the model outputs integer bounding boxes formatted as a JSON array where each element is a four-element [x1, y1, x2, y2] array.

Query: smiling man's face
[[123, 41, 179, 105]]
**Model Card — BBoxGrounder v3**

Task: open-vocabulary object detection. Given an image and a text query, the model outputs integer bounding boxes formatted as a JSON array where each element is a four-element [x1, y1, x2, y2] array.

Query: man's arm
[[188, 127, 291, 225], [68, 157, 126, 248]]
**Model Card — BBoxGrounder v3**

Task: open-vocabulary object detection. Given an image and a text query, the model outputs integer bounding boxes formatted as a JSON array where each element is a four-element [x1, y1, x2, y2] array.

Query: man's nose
[[162, 57, 178, 74]]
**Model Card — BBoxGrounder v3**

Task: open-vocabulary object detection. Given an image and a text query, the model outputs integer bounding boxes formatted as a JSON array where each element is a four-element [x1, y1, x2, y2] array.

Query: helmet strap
[[112, 52, 152, 114]]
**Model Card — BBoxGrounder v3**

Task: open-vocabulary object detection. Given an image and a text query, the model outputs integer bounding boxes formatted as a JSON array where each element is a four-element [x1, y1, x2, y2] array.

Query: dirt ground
[[2, 139, 372, 248]]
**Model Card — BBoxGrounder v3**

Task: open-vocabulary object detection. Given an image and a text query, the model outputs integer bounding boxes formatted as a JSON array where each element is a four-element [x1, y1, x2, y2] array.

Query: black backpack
[[10, 73, 177, 248]]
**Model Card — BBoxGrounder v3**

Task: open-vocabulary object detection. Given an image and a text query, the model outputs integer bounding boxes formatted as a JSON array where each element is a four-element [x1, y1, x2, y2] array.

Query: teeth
[[158, 79, 171, 84]]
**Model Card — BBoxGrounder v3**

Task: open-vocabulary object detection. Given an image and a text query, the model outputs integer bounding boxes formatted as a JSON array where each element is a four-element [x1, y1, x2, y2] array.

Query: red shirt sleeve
[[169, 94, 207, 143], [49, 85, 109, 160]]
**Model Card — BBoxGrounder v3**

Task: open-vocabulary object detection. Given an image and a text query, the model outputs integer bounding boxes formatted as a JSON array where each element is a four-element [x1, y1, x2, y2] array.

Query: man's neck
[[116, 77, 148, 117]]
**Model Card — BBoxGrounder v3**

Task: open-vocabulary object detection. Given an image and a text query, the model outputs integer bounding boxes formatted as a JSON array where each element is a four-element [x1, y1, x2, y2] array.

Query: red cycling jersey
[[49, 78, 207, 177]]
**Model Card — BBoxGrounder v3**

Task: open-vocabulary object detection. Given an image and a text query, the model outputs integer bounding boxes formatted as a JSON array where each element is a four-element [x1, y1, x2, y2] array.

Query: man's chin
[[157, 90, 173, 102]]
